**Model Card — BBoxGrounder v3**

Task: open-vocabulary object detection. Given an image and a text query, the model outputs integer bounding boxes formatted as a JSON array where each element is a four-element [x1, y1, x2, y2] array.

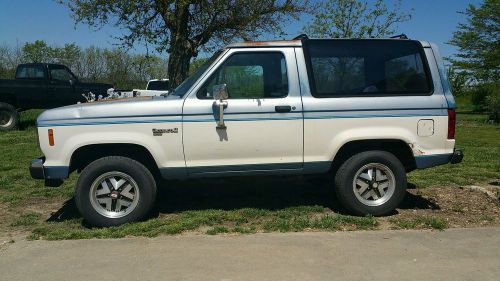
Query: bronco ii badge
[[152, 128, 178, 136]]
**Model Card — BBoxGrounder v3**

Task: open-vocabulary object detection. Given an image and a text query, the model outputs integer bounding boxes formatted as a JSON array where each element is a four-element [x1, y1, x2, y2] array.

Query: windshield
[[170, 50, 224, 97]]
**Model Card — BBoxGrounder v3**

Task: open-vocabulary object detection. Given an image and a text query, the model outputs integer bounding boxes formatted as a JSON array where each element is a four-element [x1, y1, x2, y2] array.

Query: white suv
[[30, 38, 463, 226]]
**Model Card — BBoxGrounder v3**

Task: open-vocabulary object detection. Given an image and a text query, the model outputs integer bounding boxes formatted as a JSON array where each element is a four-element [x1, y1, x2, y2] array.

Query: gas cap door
[[417, 119, 434, 137]]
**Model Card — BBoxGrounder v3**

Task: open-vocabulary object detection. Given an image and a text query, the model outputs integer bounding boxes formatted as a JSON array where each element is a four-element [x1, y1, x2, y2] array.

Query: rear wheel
[[0, 102, 19, 131], [334, 150, 407, 216], [75, 156, 157, 227]]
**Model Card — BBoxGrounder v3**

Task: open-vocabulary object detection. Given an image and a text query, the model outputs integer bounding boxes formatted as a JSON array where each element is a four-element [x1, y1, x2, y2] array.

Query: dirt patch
[[385, 185, 500, 229]]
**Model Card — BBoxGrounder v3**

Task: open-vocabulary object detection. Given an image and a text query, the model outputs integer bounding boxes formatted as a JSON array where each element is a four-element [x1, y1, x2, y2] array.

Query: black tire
[[334, 150, 407, 216], [0, 102, 19, 131], [75, 156, 157, 227]]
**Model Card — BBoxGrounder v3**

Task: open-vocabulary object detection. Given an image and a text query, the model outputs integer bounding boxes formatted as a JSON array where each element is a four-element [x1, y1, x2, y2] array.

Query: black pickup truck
[[0, 63, 112, 130]]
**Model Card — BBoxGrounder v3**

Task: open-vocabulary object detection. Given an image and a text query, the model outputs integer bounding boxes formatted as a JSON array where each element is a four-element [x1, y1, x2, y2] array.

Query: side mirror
[[212, 84, 228, 100]]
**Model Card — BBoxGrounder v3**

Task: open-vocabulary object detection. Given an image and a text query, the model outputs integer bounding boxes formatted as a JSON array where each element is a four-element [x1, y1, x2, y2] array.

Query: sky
[[0, 0, 483, 59]]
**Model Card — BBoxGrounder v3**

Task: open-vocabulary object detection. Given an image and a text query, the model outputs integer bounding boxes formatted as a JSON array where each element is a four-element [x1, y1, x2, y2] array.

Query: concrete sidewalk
[[1, 227, 499, 281]]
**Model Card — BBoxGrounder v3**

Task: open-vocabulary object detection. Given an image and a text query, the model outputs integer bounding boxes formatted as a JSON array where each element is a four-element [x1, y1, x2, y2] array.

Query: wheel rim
[[89, 171, 140, 219], [0, 110, 13, 127], [352, 163, 396, 207]]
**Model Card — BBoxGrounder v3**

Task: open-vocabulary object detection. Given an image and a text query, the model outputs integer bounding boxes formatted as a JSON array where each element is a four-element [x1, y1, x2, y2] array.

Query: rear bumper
[[29, 157, 69, 186], [415, 148, 464, 169]]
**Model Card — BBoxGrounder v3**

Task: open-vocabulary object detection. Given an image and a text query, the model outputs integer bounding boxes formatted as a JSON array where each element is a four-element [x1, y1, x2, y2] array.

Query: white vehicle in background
[[133, 79, 170, 97]]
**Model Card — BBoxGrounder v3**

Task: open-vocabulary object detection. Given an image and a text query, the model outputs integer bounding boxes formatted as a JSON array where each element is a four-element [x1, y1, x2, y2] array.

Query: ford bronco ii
[[30, 37, 463, 226]]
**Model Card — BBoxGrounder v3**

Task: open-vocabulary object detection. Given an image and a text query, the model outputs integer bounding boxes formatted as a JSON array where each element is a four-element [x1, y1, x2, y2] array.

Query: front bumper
[[30, 157, 68, 187], [29, 157, 45, 179]]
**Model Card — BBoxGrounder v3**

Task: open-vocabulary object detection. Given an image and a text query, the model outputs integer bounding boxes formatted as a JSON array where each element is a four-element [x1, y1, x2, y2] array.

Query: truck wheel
[[0, 102, 19, 131], [334, 151, 407, 216], [75, 156, 157, 227]]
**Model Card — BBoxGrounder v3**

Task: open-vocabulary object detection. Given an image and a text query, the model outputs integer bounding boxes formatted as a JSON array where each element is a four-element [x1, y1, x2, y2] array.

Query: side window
[[306, 40, 432, 97], [197, 52, 288, 99], [49, 67, 74, 82], [16, 66, 45, 79]]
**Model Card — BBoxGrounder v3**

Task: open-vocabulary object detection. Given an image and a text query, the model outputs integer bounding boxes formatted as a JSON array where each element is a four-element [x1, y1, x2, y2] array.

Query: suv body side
[[35, 39, 456, 180]]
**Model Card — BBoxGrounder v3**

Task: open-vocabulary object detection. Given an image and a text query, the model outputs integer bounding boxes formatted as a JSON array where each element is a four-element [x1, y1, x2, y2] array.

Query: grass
[[10, 212, 41, 227], [0, 109, 498, 240]]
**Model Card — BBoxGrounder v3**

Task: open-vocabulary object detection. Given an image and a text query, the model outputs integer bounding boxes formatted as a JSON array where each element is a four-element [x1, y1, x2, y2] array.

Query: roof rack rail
[[293, 34, 309, 40], [390, 33, 409, 39]]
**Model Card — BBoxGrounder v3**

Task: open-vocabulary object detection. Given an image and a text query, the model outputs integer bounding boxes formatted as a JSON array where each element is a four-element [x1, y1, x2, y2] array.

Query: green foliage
[[304, 0, 412, 38], [486, 90, 500, 123], [60, 0, 308, 88], [469, 83, 497, 113], [448, 0, 499, 83], [22, 40, 54, 63], [447, 66, 470, 96]]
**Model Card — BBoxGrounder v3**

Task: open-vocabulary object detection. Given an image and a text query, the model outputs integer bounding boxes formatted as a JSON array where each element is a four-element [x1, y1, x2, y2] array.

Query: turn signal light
[[48, 129, 55, 146]]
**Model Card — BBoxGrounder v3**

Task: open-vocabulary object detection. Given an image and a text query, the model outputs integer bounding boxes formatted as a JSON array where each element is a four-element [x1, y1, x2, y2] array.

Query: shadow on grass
[[46, 176, 440, 225]]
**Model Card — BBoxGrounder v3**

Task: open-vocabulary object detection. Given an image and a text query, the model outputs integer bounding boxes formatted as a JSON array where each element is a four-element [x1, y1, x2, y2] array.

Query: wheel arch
[[331, 139, 417, 173], [69, 143, 162, 178]]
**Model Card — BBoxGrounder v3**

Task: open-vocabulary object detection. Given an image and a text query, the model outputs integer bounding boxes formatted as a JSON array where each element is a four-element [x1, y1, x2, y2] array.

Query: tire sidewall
[[0, 103, 19, 131], [335, 151, 407, 216], [75, 157, 156, 227]]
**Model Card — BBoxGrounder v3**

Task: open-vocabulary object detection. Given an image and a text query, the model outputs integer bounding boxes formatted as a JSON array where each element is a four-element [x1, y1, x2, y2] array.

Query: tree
[[304, 0, 411, 38], [22, 40, 54, 63], [448, 0, 499, 83], [60, 0, 307, 88], [447, 66, 470, 97]]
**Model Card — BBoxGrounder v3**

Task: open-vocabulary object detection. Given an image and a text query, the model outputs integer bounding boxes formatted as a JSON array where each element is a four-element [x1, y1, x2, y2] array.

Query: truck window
[[147, 81, 169, 90], [16, 65, 45, 79], [305, 40, 432, 97], [49, 67, 75, 82], [197, 52, 288, 99]]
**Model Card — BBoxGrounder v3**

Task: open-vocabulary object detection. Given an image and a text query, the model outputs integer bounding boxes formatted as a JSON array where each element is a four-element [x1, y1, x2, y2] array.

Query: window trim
[[196, 51, 290, 100], [302, 39, 435, 98]]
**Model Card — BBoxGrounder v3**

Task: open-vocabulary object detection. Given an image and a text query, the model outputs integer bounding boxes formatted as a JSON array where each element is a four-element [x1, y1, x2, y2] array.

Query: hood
[[37, 96, 184, 127]]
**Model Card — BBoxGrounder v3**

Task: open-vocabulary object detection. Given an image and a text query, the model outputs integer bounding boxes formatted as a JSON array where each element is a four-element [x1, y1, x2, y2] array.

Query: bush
[[470, 83, 498, 119], [486, 93, 500, 123]]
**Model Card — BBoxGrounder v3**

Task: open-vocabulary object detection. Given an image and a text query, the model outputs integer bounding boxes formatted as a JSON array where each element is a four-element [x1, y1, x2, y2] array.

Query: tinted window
[[306, 40, 432, 97], [50, 67, 74, 81], [16, 65, 45, 79], [197, 52, 288, 99], [147, 80, 169, 90]]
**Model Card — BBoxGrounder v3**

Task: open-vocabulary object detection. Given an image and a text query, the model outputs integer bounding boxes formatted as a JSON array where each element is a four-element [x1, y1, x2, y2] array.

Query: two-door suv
[[30, 37, 463, 226]]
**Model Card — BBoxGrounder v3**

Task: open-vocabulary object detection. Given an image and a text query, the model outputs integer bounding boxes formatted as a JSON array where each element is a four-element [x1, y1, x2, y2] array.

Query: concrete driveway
[[1, 227, 499, 281]]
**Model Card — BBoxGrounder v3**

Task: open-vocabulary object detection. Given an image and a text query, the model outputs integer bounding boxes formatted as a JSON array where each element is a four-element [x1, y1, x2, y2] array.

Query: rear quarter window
[[16, 65, 45, 79], [304, 40, 433, 97]]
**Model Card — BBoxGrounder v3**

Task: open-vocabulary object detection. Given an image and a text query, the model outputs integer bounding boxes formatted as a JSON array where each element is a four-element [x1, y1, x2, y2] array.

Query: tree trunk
[[167, 39, 195, 89]]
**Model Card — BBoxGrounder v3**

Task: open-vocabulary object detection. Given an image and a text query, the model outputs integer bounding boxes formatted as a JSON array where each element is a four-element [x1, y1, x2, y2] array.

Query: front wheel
[[334, 151, 407, 216], [75, 156, 157, 227]]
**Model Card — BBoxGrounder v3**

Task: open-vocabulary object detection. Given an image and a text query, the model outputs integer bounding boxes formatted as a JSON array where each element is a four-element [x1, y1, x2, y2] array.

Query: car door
[[47, 65, 78, 107], [182, 48, 304, 176]]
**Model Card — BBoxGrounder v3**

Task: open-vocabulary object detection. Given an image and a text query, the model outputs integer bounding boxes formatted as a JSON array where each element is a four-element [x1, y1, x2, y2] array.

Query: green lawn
[[0, 110, 498, 240]]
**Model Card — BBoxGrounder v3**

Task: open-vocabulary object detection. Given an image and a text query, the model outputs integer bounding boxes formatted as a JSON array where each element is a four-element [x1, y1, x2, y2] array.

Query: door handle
[[275, 105, 292, 113], [214, 100, 228, 129]]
